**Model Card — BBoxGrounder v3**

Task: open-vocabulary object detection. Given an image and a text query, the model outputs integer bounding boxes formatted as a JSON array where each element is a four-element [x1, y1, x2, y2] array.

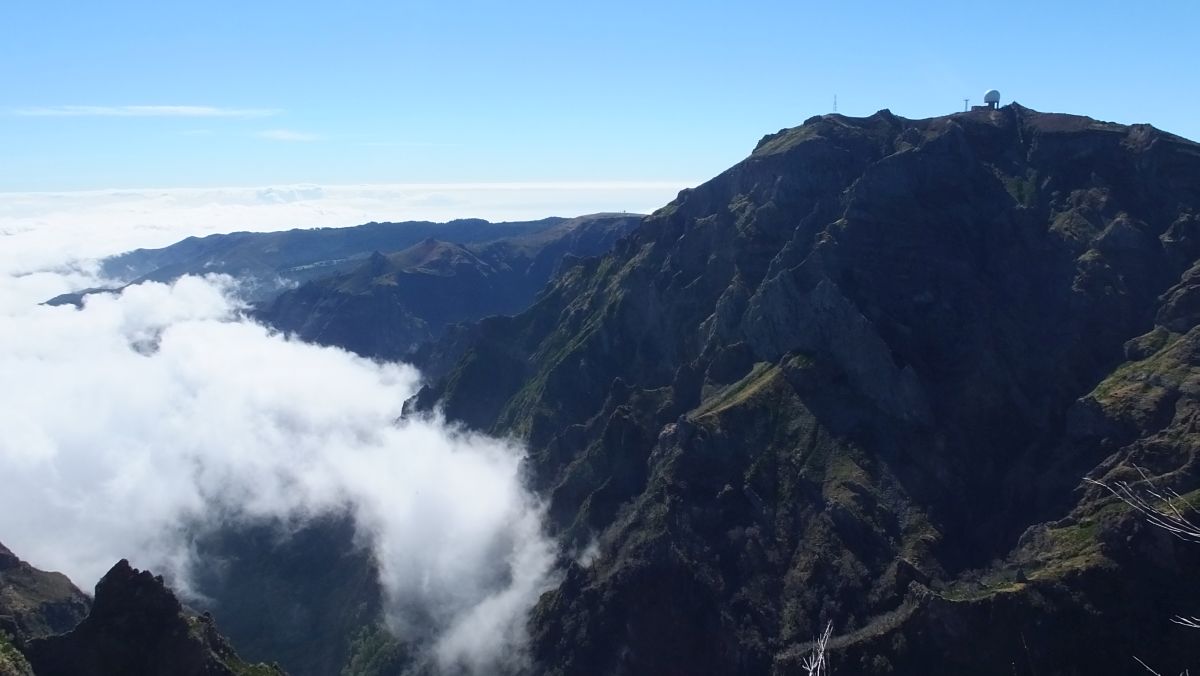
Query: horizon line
[[0, 180, 702, 198]]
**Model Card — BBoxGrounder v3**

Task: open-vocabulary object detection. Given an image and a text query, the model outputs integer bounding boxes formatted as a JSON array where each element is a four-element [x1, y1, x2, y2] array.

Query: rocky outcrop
[[24, 560, 283, 676], [417, 105, 1200, 673]]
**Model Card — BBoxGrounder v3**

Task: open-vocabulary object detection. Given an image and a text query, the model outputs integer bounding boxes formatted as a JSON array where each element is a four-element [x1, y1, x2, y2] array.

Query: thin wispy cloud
[[358, 140, 461, 148], [14, 105, 280, 118], [257, 129, 320, 142]]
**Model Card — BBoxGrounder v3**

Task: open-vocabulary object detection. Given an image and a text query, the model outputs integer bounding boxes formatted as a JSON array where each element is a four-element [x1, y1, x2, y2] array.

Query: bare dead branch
[[801, 621, 833, 676], [1084, 466, 1200, 543]]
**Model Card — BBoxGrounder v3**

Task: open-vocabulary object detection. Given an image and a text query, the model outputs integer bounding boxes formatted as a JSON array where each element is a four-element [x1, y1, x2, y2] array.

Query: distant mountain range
[[11, 104, 1200, 675], [99, 216, 605, 297], [49, 214, 642, 362]]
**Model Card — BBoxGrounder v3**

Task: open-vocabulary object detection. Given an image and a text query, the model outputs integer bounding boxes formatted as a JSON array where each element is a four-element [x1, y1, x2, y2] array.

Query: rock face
[[24, 560, 283, 676], [416, 105, 1200, 673], [258, 213, 642, 364]]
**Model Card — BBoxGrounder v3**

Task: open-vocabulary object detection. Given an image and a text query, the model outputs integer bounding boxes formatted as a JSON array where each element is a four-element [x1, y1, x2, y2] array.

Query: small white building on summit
[[968, 89, 1002, 112]]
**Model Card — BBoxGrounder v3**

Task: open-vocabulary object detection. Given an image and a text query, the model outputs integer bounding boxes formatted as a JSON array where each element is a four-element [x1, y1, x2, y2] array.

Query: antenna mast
[[833, 94, 837, 113], [963, 98, 969, 112]]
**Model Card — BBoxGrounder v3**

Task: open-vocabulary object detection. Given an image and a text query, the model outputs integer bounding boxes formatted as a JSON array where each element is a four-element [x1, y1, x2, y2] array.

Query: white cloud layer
[[13, 105, 280, 118]]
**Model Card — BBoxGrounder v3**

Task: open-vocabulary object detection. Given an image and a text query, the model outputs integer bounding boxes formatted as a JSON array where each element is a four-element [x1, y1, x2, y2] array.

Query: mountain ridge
[[48, 215, 630, 307]]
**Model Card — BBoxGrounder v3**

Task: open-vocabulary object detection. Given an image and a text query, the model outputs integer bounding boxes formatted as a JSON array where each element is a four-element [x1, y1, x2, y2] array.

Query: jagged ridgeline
[[413, 105, 1200, 674], [0, 544, 281, 676]]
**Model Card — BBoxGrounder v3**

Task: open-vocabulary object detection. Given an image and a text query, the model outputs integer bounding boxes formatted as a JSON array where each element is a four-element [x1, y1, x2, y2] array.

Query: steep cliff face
[[418, 105, 1200, 673], [24, 560, 284, 676]]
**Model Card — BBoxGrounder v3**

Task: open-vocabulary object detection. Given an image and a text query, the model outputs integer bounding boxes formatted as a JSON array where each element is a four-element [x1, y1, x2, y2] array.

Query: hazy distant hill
[[49, 216, 603, 306]]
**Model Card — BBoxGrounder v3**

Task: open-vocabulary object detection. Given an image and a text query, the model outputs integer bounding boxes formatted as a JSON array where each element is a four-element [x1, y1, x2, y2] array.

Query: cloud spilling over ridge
[[0, 274, 556, 671], [0, 201, 577, 670]]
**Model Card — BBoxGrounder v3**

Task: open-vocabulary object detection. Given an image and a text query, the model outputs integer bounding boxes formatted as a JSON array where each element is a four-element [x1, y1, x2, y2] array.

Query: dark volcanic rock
[[416, 105, 1200, 674], [24, 559, 283, 676]]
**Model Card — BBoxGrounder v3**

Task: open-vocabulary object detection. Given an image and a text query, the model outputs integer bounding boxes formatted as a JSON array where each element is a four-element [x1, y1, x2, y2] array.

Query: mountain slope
[[0, 543, 89, 643], [0, 544, 89, 676], [416, 105, 1200, 673]]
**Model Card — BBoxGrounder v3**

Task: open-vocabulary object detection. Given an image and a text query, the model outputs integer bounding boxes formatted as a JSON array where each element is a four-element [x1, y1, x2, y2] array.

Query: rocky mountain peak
[[24, 559, 283, 676], [415, 105, 1200, 674], [86, 560, 181, 628]]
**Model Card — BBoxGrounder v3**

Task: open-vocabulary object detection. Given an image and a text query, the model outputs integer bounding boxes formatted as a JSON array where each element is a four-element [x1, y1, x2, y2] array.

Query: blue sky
[[2, 0, 1197, 192]]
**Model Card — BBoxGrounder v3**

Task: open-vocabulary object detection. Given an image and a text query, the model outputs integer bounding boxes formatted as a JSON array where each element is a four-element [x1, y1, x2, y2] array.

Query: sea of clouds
[[0, 181, 686, 672]]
